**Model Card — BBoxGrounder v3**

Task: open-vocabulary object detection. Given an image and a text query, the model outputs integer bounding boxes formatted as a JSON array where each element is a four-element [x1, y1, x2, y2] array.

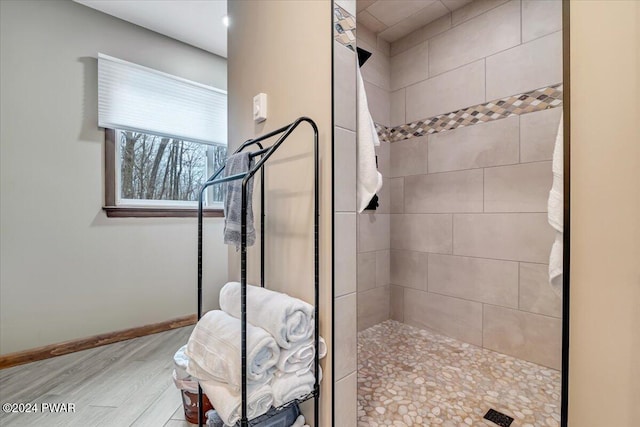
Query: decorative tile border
[[380, 84, 563, 143], [333, 4, 356, 48]]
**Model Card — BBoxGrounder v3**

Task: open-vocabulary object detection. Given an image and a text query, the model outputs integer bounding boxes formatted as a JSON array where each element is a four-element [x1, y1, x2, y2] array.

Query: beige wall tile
[[430, 0, 520, 76], [356, 23, 377, 50], [356, 0, 375, 12], [389, 13, 451, 57], [358, 213, 390, 252], [520, 262, 562, 318], [484, 161, 553, 213], [334, 128, 356, 212], [334, 372, 357, 424], [363, 81, 390, 127], [391, 214, 453, 253], [358, 10, 387, 34], [406, 59, 485, 122], [390, 249, 428, 290], [335, 293, 358, 379], [334, 41, 356, 131], [376, 250, 390, 287], [453, 213, 555, 263], [379, 1, 450, 43], [390, 135, 429, 177], [404, 288, 483, 346], [428, 253, 519, 307], [422, 13, 454, 40], [358, 286, 390, 331], [483, 304, 562, 369], [377, 37, 391, 56], [522, 0, 562, 43], [486, 31, 563, 100], [391, 41, 429, 91], [335, 213, 357, 297], [366, 0, 432, 27], [390, 285, 404, 322], [389, 177, 404, 213], [360, 45, 390, 92], [451, 0, 510, 26], [404, 169, 483, 213], [357, 251, 376, 293], [520, 107, 563, 163], [390, 88, 406, 127], [376, 177, 391, 214], [428, 116, 519, 173]]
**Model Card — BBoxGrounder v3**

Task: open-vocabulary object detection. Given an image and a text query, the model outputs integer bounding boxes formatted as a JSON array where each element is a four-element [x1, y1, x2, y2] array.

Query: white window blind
[[98, 53, 227, 146]]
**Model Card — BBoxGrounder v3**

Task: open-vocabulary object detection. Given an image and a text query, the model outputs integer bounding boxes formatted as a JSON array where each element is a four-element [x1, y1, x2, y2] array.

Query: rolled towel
[[271, 368, 322, 407], [276, 336, 327, 374], [201, 379, 273, 426], [186, 310, 280, 389], [220, 282, 314, 349]]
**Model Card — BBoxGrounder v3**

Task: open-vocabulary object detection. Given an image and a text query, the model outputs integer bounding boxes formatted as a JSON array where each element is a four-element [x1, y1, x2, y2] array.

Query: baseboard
[[0, 314, 197, 370]]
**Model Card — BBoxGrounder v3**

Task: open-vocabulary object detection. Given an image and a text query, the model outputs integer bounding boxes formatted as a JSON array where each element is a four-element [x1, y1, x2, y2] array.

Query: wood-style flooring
[[0, 326, 196, 427]]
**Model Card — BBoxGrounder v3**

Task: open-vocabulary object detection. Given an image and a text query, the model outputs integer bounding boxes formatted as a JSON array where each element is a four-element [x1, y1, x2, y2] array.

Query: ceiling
[[74, 0, 228, 58], [357, 0, 473, 42]]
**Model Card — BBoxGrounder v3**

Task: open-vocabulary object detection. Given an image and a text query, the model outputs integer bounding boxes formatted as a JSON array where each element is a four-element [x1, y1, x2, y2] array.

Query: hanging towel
[[219, 282, 314, 350], [224, 152, 256, 249], [548, 114, 564, 297], [185, 310, 280, 389], [271, 367, 322, 408], [356, 68, 383, 213], [200, 379, 273, 426], [275, 336, 327, 374]]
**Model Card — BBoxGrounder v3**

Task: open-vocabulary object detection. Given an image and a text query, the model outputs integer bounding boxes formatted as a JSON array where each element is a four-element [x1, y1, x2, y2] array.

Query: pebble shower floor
[[357, 321, 561, 427]]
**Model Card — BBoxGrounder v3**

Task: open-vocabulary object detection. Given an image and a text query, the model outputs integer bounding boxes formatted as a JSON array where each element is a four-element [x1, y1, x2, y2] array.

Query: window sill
[[103, 206, 224, 218]]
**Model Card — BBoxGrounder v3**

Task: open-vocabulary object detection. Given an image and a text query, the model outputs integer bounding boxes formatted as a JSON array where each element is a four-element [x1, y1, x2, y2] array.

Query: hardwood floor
[[0, 327, 197, 427]]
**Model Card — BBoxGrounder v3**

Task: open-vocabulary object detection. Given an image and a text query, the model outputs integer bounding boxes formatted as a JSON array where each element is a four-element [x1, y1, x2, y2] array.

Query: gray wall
[[0, 0, 228, 354]]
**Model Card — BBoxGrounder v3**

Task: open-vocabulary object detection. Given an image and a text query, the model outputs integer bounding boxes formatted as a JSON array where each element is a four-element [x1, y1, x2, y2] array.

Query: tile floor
[[357, 321, 561, 427]]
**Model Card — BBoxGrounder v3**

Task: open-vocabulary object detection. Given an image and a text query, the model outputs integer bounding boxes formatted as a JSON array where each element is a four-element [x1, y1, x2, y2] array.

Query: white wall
[[0, 0, 228, 354]]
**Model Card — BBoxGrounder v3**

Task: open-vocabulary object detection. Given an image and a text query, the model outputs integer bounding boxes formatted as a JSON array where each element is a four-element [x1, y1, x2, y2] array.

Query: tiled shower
[[336, 0, 564, 425]]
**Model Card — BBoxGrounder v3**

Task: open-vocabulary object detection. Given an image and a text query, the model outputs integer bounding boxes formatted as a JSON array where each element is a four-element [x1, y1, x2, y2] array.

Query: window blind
[[98, 53, 227, 146]]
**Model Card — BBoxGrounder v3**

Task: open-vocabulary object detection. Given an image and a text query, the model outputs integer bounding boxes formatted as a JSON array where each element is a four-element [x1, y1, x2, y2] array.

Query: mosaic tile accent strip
[[374, 122, 391, 144], [358, 320, 561, 427], [334, 4, 356, 48], [379, 84, 563, 143]]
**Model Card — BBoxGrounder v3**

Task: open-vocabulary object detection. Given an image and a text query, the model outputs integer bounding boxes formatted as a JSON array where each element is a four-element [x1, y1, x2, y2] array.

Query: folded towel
[[275, 336, 327, 374], [186, 310, 280, 389], [220, 282, 314, 349], [201, 379, 273, 426], [548, 114, 564, 297], [271, 368, 322, 408], [224, 152, 256, 250], [356, 67, 383, 213], [205, 409, 229, 427]]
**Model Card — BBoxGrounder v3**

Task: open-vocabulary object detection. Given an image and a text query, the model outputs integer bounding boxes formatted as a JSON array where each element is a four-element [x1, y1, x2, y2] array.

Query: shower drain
[[483, 408, 514, 427]]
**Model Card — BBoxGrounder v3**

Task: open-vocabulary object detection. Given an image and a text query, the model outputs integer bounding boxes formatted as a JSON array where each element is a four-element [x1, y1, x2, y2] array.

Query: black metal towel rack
[[196, 117, 320, 427]]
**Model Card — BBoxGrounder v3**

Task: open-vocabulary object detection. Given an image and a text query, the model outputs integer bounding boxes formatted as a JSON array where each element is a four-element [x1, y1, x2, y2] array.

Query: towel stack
[[185, 282, 325, 426]]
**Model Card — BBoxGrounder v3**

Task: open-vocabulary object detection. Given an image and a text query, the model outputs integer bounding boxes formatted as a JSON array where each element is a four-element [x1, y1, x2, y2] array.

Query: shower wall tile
[[429, 0, 520, 76], [358, 10, 387, 33], [334, 372, 357, 423], [428, 254, 519, 308], [360, 45, 390, 92], [405, 60, 485, 122], [363, 81, 390, 128], [357, 252, 376, 293], [335, 293, 358, 379], [390, 214, 453, 253], [390, 14, 451, 57], [453, 213, 554, 263], [389, 285, 404, 322], [375, 250, 391, 287], [483, 304, 562, 369], [404, 169, 484, 213], [486, 31, 563, 100], [389, 177, 404, 213], [520, 107, 563, 163], [390, 249, 428, 291], [376, 178, 391, 214], [484, 161, 553, 213], [377, 37, 391, 56], [335, 213, 357, 297], [390, 89, 406, 127], [358, 286, 391, 331], [404, 288, 483, 346], [519, 262, 562, 318], [451, 0, 510, 26], [390, 41, 429, 91], [358, 213, 390, 252], [334, 128, 356, 212], [389, 135, 429, 177], [376, 140, 391, 177], [333, 40, 356, 131], [357, 22, 377, 50], [378, 0, 449, 43], [428, 116, 519, 173], [522, 0, 562, 43]]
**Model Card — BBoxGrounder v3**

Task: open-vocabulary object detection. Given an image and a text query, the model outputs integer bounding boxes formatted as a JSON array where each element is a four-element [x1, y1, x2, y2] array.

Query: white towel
[[291, 415, 306, 427], [200, 379, 273, 426], [275, 336, 327, 374], [185, 310, 279, 389], [271, 367, 322, 408], [357, 67, 383, 213], [548, 114, 564, 297], [219, 282, 314, 349]]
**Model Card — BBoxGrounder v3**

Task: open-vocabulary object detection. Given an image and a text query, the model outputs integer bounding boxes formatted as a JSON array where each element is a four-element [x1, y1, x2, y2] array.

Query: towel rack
[[196, 117, 320, 427]]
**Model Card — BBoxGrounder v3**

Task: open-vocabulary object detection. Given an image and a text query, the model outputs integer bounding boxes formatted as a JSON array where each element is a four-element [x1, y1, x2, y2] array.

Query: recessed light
[[222, 15, 229, 27]]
